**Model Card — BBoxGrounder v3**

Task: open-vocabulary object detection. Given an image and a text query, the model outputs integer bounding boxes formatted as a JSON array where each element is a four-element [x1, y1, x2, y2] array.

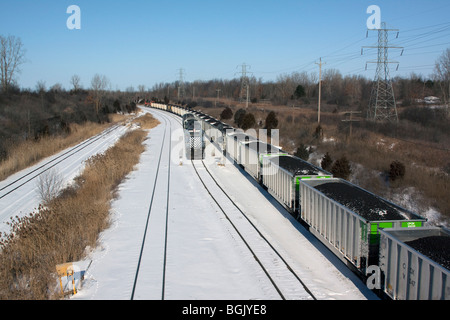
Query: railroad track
[[0, 122, 126, 200], [130, 111, 173, 300], [191, 159, 317, 300], [0, 119, 134, 234], [132, 107, 317, 300]]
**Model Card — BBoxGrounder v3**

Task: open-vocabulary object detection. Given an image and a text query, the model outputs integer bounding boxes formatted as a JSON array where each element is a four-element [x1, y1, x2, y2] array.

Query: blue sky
[[1, 0, 449, 91]]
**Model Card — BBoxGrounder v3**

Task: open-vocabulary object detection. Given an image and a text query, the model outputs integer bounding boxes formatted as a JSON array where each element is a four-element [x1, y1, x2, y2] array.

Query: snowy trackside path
[[0, 122, 130, 235], [75, 108, 377, 300], [77, 109, 281, 300]]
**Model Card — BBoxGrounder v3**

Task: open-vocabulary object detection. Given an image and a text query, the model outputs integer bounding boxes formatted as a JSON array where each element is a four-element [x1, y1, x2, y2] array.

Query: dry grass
[[309, 121, 450, 221], [0, 114, 159, 299], [133, 112, 160, 130], [0, 114, 132, 182], [197, 100, 450, 221]]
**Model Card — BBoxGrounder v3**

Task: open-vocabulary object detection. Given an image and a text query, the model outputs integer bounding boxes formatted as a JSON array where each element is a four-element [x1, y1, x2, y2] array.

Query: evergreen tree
[[234, 108, 246, 128], [220, 107, 233, 120], [294, 144, 310, 161], [321, 152, 333, 171], [265, 111, 278, 129], [331, 156, 351, 180], [294, 84, 306, 99], [389, 161, 406, 181], [241, 113, 256, 130]]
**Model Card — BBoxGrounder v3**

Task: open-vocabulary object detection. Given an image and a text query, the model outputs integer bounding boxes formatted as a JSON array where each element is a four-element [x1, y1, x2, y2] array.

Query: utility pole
[[177, 68, 186, 101], [236, 63, 252, 109], [362, 22, 403, 123], [315, 58, 326, 124], [341, 111, 362, 142], [215, 89, 221, 107]]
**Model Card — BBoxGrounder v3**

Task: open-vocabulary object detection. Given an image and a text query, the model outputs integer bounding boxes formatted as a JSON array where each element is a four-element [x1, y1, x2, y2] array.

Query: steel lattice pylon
[[237, 63, 251, 108], [363, 22, 403, 123], [177, 68, 186, 100]]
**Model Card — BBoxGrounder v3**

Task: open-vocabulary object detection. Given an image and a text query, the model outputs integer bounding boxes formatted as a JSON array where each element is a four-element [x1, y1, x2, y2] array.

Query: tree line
[[149, 49, 450, 114], [2, 33, 449, 113]]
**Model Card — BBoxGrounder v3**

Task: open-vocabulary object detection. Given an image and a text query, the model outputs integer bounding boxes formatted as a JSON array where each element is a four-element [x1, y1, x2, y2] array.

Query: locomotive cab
[[183, 116, 205, 160]]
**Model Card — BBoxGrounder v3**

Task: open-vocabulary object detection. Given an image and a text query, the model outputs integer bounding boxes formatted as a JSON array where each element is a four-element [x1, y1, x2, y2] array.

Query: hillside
[[191, 98, 450, 227], [0, 89, 138, 180]]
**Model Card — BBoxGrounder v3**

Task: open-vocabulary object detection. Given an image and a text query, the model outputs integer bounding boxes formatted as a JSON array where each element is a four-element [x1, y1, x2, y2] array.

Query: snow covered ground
[[0, 123, 130, 235], [72, 108, 377, 300]]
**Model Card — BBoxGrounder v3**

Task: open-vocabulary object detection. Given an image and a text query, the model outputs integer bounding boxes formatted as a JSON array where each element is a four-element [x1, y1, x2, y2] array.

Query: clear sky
[[1, 0, 449, 91]]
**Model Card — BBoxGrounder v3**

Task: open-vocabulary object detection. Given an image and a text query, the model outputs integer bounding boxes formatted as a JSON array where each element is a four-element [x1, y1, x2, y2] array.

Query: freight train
[[144, 101, 449, 300]]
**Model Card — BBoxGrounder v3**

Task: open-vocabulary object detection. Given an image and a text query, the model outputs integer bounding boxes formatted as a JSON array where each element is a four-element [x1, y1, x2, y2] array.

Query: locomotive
[[182, 113, 205, 160]]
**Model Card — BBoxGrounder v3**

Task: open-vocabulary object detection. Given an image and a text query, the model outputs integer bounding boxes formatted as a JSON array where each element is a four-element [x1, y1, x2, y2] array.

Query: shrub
[[220, 107, 233, 120], [294, 85, 306, 99], [265, 111, 278, 130], [0, 119, 157, 299], [321, 152, 333, 171], [443, 163, 450, 175], [241, 113, 256, 130], [294, 144, 310, 161], [331, 156, 351, 180], [186, 101, 197, 109], [234, 108, 246, 127], [36, 169, 64, 205], [389, 160, 406, 181], [314, 124, 323, 140]]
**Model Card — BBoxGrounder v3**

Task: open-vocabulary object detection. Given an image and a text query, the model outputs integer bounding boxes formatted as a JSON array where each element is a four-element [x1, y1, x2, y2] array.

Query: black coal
[[277, 156, 323, 176], [314, 182, 406, 221], [405, 236, 450, 270]]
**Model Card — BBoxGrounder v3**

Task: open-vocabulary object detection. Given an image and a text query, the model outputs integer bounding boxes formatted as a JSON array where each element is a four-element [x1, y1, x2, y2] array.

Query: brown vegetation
[[185, 98, 449, 224], [0, 84, 142, 182], [0, 114, 159, 299], [0, 115, 130, 182], [132, 112, 160, 130]]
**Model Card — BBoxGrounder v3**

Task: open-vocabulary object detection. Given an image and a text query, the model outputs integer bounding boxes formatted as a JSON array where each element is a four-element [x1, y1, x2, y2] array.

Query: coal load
[[278, 156, 323, 176], [247, 141, 279, 153], [314, 182, 406, 221], [405, 236, 450, 270]]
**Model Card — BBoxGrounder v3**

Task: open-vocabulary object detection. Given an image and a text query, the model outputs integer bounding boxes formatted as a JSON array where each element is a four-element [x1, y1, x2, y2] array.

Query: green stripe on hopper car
[[370, 222, 393, 233], [299, 176, 332, 179], [401, 221, 423, 228], [295, 176, 332, 191]]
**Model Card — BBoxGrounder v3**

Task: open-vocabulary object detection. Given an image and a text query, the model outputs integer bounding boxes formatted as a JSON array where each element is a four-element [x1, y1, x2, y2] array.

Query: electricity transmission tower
[[362, 22, 403, 123], [177, 68, 186, 100], [236, 63, 252, 108]]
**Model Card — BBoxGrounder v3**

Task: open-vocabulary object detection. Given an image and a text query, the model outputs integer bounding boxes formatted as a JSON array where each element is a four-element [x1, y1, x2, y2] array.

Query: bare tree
[[276, 73, 296, 103], [36, 169, 64, 205], [35, 80, 46, 93], [0, 35, 26, 93], [70, 74, 82, 92], [50, 83, 63, 93], [434, 48, 450, 115], [90, 74, 109, 115], [138, 84, 146, 94]]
